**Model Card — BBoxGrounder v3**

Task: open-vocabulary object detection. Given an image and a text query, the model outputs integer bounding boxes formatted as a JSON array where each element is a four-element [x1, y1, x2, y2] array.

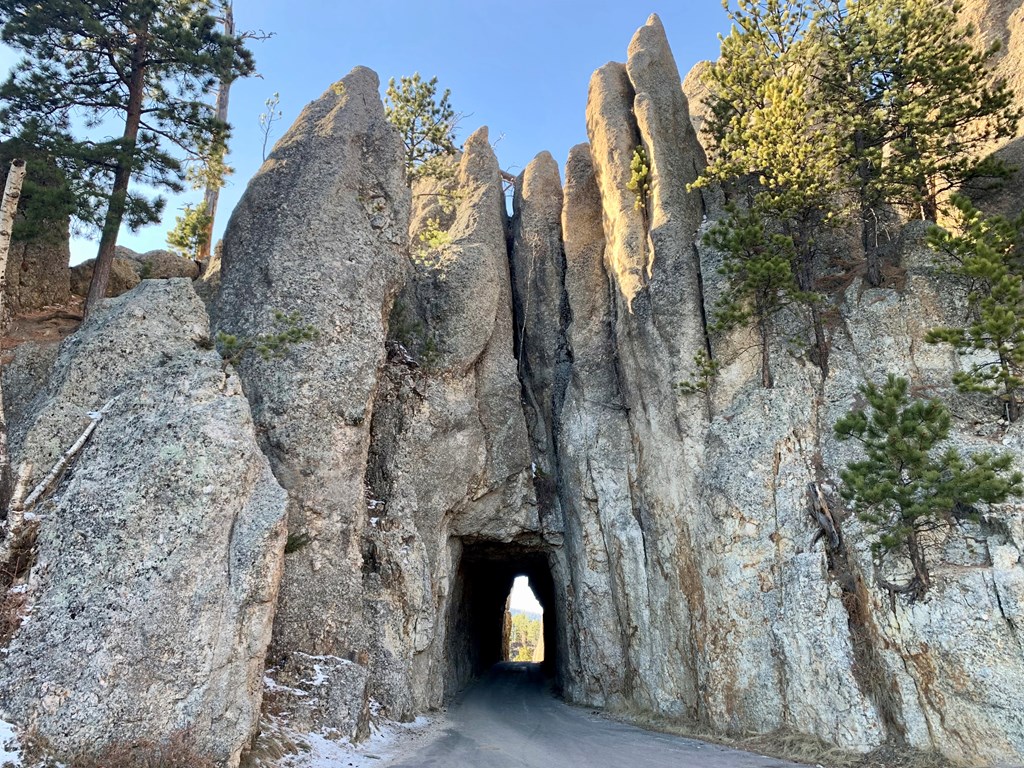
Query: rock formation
[[961, 0, 1024, 216], [0, 158, 72, 315], [4, 229, 71, 314], [681, 59, 712, 144], [1, 6, 1023, 768], [69, 246, 200, 299], [0, 280, 286, 766], [217, 66, 413, 715]]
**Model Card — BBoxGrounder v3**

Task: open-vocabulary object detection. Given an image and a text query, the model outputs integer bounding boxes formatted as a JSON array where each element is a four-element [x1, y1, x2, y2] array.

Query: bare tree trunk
[[1001, 356, 1020, 423], [758, 314, 774, 389], [84, 18, 151, 317], [854, 129, 882, 288], [792, 226, 830, 379], [922, 178, 938, 223], [199, 2, 234, 262], [906, 527, 931, 600], [0, 158, 27, 515]]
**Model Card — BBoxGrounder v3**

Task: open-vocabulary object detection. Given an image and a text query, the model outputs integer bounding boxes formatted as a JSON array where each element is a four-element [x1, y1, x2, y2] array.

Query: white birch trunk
[[0, 158, 27, 514]]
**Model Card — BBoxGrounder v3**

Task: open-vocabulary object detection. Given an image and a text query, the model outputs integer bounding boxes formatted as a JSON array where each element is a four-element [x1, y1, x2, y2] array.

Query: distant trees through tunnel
[[503, 576, 544, 662], [446, 538, 561, 693]]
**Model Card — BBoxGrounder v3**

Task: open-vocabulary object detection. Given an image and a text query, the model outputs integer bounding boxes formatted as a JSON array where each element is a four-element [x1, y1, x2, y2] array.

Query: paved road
[[386, 662, 803, 768]]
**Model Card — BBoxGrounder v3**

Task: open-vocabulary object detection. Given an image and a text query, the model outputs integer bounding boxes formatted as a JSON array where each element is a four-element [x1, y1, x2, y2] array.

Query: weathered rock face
[[69, 256, 141, 298], [206, 13, 1024, 765], [4, 229, 71, 314], [0, 279, 287, 767], [681, 59, 713, 149], [544, 13, 1024, 764], [264, 652, 371, 742], [217, 67, 410, 678], [1, 10, 1020, 768], [509, 151, 569, 482], [5, 10, 1008, 765], [0, 341, 60, 445], [364, 125, 540, 718], [0, 158, 72, 315], [556, 14, 712, 716]]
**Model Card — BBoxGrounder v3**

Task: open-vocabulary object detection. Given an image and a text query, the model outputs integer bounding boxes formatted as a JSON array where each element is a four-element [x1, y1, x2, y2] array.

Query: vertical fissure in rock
[[508, 152, 572, 533], [833, 540, 909, 745]]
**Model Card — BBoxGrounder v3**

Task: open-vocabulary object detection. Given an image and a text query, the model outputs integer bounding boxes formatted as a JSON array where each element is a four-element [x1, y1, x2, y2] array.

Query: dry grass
[[62, 731, 216, 768], [239, 717, 312, 768], [853, 746, 959, 768], [0, 587, 28, 646], [608, 710, 964, 768], [741, 728, 860, 767]]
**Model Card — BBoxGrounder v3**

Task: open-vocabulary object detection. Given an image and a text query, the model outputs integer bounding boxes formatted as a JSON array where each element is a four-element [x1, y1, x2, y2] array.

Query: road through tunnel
[[446, 538, 562, 695]]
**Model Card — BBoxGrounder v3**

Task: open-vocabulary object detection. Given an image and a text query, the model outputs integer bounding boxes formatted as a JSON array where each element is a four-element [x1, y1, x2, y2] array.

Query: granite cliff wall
[[1, 6, 1022, 767]]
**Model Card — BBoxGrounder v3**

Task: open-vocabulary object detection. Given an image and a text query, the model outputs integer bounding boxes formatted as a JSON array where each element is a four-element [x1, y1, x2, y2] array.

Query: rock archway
[[447, 538, 561, 688]]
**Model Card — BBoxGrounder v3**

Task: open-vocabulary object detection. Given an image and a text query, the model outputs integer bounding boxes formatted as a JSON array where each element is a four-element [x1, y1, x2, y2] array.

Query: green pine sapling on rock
[[216, 310, 318, 370], [925, 196, 1024, 423], [384, 73, 458, 183], [834, 375, 1022, 600], [704, 204, 818, 388]]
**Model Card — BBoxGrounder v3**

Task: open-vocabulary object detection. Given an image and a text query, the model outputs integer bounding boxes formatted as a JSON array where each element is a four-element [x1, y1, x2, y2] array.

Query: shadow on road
[[386, 662, 801, 767]]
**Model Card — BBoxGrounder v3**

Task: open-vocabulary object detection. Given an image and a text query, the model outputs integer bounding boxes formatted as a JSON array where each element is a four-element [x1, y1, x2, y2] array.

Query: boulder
[[0, 279, 287, 767], [69, 257, 140, 298], [118, 246, 201, 280]]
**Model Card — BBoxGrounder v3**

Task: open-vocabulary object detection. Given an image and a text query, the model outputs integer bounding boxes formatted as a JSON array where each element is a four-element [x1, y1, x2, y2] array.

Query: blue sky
[[509, 575, 542, 614], [4, 2, 731, 263]]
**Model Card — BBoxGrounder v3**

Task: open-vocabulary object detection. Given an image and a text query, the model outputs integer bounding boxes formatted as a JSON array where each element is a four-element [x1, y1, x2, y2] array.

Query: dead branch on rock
[[3, 462, 32, 545], [0, 464, 36, 592], [808, 482, 842, 552], [18, 398, 117, 513], [0, 399, 116, 579]]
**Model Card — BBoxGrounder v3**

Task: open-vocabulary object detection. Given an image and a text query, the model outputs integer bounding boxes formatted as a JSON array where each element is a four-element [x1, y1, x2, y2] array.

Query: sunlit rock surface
[[0, 280, 286, 766], [1, 7, 1023, 767]]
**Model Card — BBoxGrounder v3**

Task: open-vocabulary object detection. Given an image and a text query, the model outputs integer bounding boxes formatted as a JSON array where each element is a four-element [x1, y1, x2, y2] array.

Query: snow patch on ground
[[0, 718, 23, 768], [261, 714, 434, 768]]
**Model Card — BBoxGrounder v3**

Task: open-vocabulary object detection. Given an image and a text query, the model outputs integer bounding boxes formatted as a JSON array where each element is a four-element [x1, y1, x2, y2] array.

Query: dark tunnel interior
[[447, 538, 560, 693]]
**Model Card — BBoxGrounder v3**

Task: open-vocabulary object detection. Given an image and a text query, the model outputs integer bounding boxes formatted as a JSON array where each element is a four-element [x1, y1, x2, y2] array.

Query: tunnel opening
[[446, 537, 561, 694], [503, 576, 544, 663]]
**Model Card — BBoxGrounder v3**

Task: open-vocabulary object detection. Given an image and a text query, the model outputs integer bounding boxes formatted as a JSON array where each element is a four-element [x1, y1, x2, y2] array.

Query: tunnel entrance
[[503, 576, 544, 663], [446, 538, 560, 692]]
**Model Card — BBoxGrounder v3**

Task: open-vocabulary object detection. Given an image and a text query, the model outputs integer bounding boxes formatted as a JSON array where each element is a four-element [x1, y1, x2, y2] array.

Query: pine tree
[[835, 375, 1021, 599], [925, 196, 1024, 422], [705, 204, 817, 388], [0, 135, 76, 243], [384, 74, 458, 182], [815, 0, 1021, 228], [166, 203, 212, 260], [698, 0, 838, 374], [699, 0, 1021, 305], [0, 0, 256, 315]]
